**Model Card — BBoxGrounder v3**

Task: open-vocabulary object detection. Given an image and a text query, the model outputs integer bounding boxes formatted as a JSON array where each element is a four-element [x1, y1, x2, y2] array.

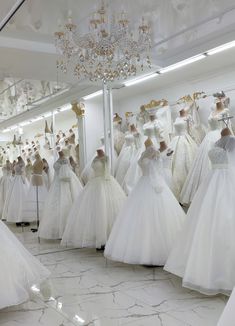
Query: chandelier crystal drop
[[54, 1, 152, 82]]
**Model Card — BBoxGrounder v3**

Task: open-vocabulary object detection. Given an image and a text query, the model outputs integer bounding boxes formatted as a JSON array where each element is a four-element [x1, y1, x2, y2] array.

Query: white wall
[[114, 65, 235, 130], [8, 98, 104, 162]]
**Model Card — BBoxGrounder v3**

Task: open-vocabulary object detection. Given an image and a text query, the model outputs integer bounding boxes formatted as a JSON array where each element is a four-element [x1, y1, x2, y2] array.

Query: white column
[[51, 110, 57, 162], [102, 82, 110, 158], [71, 102, 87, 171]]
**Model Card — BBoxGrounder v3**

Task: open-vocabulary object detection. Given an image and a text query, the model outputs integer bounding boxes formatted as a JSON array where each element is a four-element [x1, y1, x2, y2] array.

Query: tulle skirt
[[39, 174, 82, 239], [170, 134, 198, 199], [21, 181, 48, 222], [61, 176, 126, 249], [3, 176, 29, 223], [0, 175, 12, 218], [180, 129, 220, 205], [104, 175, 185, 265], [165, 168, 235, 296], [0, 221, 50, 309]]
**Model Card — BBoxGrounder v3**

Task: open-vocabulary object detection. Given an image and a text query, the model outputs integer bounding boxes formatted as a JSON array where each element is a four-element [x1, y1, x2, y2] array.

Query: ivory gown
[[0, 221, 50, 309], [165, 146, 235, 296], [61, 155, 126, 249], [39, 158, 83, 239], [105, 146, 185, 266]]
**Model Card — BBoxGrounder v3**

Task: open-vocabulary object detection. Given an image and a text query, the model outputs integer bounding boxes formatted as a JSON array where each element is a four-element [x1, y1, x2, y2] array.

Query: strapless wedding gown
[[0, 168, 12, 219], [170, 117, 198, 199], [115, 133, 140, 186], [165, 146, 235, 296], [39, 159, 83, 239], [3, 163, 29, 223], [61, 156, 126, 249], [123, 121, 164, 195], [180, 117, 221, 205], [0, 221, 50, 309], [105, 147, 185, 265]]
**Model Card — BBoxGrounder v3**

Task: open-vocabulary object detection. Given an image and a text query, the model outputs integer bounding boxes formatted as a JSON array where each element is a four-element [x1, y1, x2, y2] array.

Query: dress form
[[143, 113, 165, 148]]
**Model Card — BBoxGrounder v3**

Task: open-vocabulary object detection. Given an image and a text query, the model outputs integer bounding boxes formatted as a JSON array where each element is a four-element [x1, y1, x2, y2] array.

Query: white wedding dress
[[3, 162, 29, 223], [105, 146, 185, 266], [0, 165, 12, 219], [39, 158, 83, 239], [115, 133, 140, 186], [170, 117, 198, 199], [61, 156, 126, 249], [113, 122, 125, 155], [165, 146, 235, 296], [0, 221, 50, 309], [123, 120, 164, 195], [180, 118, 221, 205]]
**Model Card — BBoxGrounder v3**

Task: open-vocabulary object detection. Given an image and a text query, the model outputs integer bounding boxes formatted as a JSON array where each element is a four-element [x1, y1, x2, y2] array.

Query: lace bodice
[[54, 158, 68, 174], [14, 162, 25, 175], [173, 117, 188, 136], [91, 156, 108, 177], [208, 108, 230, 130], [208, 147, 228, 168]]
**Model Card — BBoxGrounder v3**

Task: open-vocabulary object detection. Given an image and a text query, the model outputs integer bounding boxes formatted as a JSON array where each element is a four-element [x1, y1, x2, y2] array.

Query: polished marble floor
[[0, 224, 227, 326]]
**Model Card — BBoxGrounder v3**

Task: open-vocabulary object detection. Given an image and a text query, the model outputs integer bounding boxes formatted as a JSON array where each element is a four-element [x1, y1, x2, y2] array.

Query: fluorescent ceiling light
[[159, 54, 206, 74], [44, 112, 52, 118], [19, 121, 30, 127], [2, 128, 11, 133], [83, 90, 103, 100], [60, 104, 71, 112], [206, 40, 235, 56], [124, 73, 158, 87], [10, 125, 18, 130]]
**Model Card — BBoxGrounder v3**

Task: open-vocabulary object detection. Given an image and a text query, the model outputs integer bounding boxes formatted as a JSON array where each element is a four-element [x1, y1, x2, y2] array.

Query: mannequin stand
[[31, 185, 40, 243]]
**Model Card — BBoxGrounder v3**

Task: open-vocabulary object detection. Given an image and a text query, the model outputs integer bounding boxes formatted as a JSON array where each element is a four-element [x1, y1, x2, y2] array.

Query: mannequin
[[165, 136, 235, 296], [61, 148, 126, 250], [68, 129, 75, 144], [169, 109, 198, 199], [25, 158, 33, 182], [3, 156, 29, 225], [21, 153, 48, 225], [39, 150, 83, 240], [113, 114, 125, 155], [105, 136, 185, 266], [143, 108, 165, 148], [159, 141, 174, 190], [0, 160, 12, 218]]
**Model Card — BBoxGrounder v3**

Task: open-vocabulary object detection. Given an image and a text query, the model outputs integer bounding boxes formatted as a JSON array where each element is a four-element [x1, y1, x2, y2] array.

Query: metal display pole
[[108, 86, 114, 175]]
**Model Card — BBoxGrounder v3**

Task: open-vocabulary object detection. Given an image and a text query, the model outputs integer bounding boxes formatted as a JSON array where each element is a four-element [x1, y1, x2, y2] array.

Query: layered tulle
[[3, 176, 29, 223], [61, 175, 126, 249], [0, 174, 12, 219], [165, 168, 235, 296], [105, 174, 185, 265], [21, 180, 48, 222], [39, 169, 82, 240], [0, 221, 50, 309]]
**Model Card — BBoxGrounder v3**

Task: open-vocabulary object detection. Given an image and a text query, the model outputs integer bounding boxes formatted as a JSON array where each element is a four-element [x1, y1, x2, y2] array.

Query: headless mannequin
[[97, 149, 105, 158], [145, 137, 153, 148], [215, 101, 224, 113], [32, 154, 44, 186], [179, 109, 187, 118]]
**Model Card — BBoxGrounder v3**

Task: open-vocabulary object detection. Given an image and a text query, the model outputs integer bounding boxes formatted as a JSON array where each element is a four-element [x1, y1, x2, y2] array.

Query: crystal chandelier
[[54, 1, 152, 82]]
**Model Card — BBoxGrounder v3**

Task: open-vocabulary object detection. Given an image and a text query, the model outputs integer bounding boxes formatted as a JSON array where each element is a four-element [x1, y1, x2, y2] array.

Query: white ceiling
[[1, 0, 235, 80], [1, 0, 235, 124]]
